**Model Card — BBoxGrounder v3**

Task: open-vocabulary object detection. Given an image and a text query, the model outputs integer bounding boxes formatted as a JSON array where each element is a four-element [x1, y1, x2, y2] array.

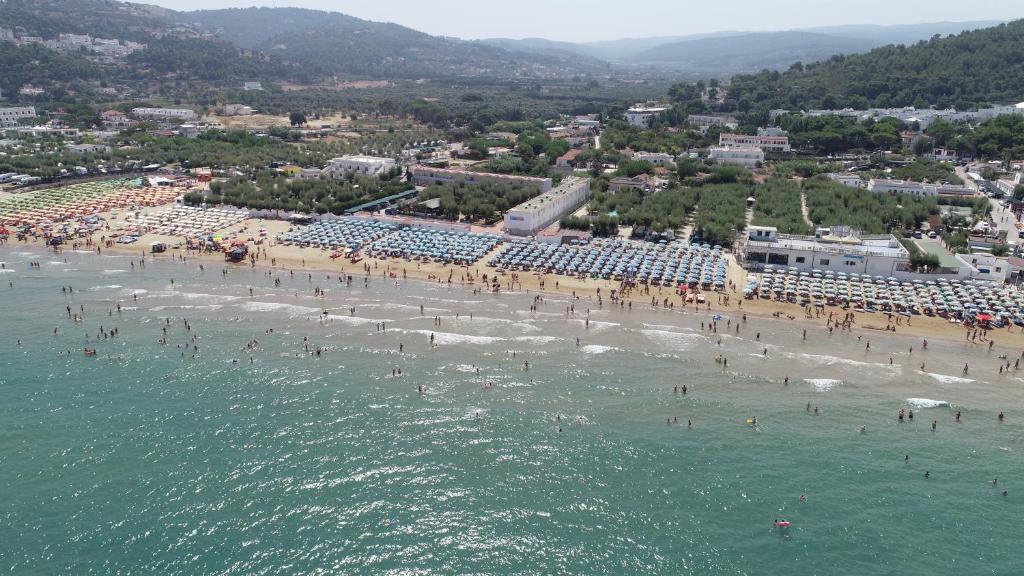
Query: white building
[[867, 179, 975, 198], [131, 107, 197, 121], [745, 226, 913, 277], [504, 176, 591, 236], [223, 104, 255, 116], [411, 166, 552, 192], [719, 133, 791, 153], [687, 114, 738, 133], [625, 104, 668, 128], [867, 179, 930, 197], [66, 143, 111, 154], [633, 151, 675, 166], [324, 155, 397, 178], [0, 106, 36, 128], [16, 126, 79, 138], [827, 173, 867, 188], [243, 81, 264, 91], [709, 146, 764, 168]]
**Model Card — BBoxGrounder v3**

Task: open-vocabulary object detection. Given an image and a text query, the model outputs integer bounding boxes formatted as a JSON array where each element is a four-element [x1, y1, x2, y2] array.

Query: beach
[[1, 240, 1023, 574]]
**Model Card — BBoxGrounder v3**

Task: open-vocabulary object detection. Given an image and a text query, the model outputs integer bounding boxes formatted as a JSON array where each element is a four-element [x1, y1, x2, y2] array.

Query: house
[[555, 149, 583, 172], [608, 175, 665, 194], [100, 110, 137, 129], [243, 81, 263, 91], [867, 179, 929, 197], [16, 126, 79, 138], [709, 146, 764, 168], [324, 155, 397, 178], [294, 168, 322, 181], [504, 177, 591, 236]]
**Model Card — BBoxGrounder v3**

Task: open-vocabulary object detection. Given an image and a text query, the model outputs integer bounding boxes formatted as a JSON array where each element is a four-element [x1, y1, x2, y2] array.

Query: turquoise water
[[1, 248, 1022, 574]]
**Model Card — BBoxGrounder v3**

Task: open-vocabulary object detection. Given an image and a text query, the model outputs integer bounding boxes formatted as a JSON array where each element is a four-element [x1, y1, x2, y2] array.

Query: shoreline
[[6, 214, 1024, 352]]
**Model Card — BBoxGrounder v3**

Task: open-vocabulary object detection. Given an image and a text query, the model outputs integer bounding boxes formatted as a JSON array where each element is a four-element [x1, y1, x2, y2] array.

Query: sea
[[1, 247, 1022, 574]]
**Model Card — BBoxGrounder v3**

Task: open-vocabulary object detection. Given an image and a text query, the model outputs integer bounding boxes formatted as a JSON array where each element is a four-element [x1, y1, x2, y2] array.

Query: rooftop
[[748, 233, 908, 259], [510, 177, 588, 214]]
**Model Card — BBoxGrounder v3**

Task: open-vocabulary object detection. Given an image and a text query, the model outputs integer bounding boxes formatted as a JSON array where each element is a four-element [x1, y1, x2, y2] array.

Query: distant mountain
[[625, 31, 881, 74], [175, 7, 608, 80], [802, 21, 1003, 44], [722, 20, 1024, 110], [482, 20, 1005, 72]]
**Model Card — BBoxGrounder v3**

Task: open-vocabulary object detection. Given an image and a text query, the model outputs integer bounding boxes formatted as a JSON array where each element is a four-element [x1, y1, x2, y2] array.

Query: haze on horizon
[[151, 0, 1023, 43]]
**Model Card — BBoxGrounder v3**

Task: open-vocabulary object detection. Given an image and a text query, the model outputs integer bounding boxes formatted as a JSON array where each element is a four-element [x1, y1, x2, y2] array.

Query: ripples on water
[[0, 249, 1021, 574]]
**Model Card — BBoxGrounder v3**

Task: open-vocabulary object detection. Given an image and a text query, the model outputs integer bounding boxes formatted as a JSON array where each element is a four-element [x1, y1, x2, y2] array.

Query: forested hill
[[723, 20, 1024, 111], [173, 7, 609, 79]]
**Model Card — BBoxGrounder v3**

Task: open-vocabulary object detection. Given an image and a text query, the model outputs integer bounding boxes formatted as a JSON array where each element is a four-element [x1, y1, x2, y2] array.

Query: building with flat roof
[[745, 226, 913, 277], [324, 155, 397, 178], [827, 173, 867, 188], [0, 106, 36, 128], [868, 179, 975, 198], [719, 133, 791, 153], [504, 177, 591, 236], [131, 107, 197, 121], [411, 166, 552, 192], [709, 146, 763, 168], [633, 151, 675, 166], [625, 104, 668, 128], [687, 114, 738, 133]]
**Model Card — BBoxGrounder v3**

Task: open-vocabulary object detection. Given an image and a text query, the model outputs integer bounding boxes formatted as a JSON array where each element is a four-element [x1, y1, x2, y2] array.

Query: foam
[[924, 372, 975, 385], [324, 314, 390, 326], [512, 336, 562, 344], [805, 378, 842, 391], [101, 269, 128, 275], [88, 285, 123, 291], [905, 398, 949, 409], [787, 352, 898, 371]]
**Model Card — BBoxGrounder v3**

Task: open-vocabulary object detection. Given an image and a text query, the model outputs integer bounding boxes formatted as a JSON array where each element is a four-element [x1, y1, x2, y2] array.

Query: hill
[[722, 19, 1024, 111], [802, 21, 1003, 44], [175, 7, 607, 79], [625, 31, 880, 74]]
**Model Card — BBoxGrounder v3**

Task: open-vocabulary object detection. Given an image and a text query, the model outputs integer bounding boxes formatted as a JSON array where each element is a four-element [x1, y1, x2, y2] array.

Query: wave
[[640, 329, 706, 349], [400, 329, 504, 345], [88, 285, 123, 291], [580, 344, 617, 354], [805, 378, 842, 391], [513, 336, 562, 344], [787, 352, 898, 371], [905, 398, 949, 409], [239, 301, 321, 317], [101, 269, 127, 275], [924, 372, 975, 385], [323, 314, 389, 326]]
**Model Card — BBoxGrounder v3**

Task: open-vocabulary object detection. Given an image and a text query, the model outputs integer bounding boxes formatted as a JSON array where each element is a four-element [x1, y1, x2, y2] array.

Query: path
[[800, 189, 814, 229]]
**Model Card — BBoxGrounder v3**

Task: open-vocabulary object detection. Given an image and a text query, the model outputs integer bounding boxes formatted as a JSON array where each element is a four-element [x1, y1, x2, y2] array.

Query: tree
[[289, 111, 307, 127]]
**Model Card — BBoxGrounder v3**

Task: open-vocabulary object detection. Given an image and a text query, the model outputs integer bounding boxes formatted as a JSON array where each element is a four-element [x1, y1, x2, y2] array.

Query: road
[[955, 165, 1019, 247]]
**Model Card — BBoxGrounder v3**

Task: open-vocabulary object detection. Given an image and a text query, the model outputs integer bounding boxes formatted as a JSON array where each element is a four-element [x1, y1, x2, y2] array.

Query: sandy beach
[[12, 210, 1024, 354]]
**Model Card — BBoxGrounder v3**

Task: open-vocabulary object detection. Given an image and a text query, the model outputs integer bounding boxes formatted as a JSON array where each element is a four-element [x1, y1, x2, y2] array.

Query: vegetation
[[716, 20, 1024, 111], [772, 160, 839, 178], [898, 236, 941, 272], [192, 171, 409, 214], [584, 187, 698, 235], [751, 178, 811, 234], [804, 177, 939, 233], [891, 158, 962, 184], [416, 181, 543, 223], [693, 184, 750, 247]]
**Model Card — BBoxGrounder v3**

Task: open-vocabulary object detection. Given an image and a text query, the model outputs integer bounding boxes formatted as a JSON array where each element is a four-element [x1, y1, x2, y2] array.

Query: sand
[[9, 211, 1023, 351]]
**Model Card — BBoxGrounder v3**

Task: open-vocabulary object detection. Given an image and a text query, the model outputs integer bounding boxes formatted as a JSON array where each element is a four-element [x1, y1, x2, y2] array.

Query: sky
[[151, 0, 1023, 43]]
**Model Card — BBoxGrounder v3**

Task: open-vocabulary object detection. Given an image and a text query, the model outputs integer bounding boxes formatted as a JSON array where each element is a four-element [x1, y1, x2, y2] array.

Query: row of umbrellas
[[134, 206, 248, 237], [366, 228, 502, 265], [280, 219, 396, 250], [0, 179, 179, 226], [759, 265, 1024, 324], [489, 238, 729, 287]]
